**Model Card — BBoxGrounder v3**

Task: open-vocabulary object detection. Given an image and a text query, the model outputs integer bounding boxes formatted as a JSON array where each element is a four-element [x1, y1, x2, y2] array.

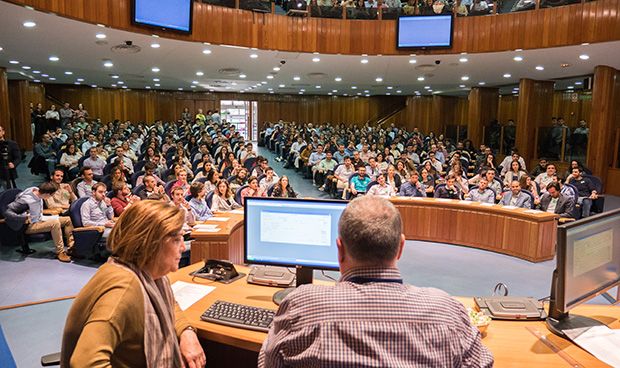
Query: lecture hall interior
[[1, 0, 620, 366]]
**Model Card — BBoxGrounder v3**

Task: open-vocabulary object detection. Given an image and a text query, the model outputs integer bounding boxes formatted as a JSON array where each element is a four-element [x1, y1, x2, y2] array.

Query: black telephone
[[190, 259, 245, 284]]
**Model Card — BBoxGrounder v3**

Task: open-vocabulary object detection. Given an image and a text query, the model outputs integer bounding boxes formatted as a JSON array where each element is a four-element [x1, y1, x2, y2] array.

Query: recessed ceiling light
[[375, 77, 383, 82], [91, 85, 97, 88], [503, 73, 511, 78], [117, 81, 124, 84], [459, 84, 466, 88], [581, 42, 590, 46], [202, 49, 212, 55], [122, 86, 128, 89], [515, 48, 523, 52], [332, 89, 337, 92], [111, 84, 117, 87], [396, 90, 402, 93], [535, 65, 544, 71], [269, 91, 274, 94], [328, 92, 333, 96], [250, 53, 258, 59], [298, 92, 303, 95], [312, 57, 320, 62], [151, 43, 160, 48], [196, 71, 204, 76], [23, 21, 36, 28], [74, 82, 81, 85], [461, 76, 469, 81], [21, 66, 31, 70], [49, 77, 56, 81], [33, 80, 40, 83], [151, 67, 160, 72], [9, 60, 19, 64], [478, 81, 486, 85], [579, 54, 589, 60], [561, 63, 571, 68], [459, 57, 468, 63], [97, 23, 106, 27], [428, 90, 433, 92], [268, 88, 273, 91], [334, 77, 342, 82], [343, 94, 348, 96], [315, 85, 321, 88], [293, 76, 300, 81], [513, 87, 519, 91], [152, 34, 160, 38], [239, 74, 246, 78], [513, 56, 523, 62], [424, 86, 430, 89], [278, 84, 285, 88], [33, 70, 40, 74], [387, 86, 393, 90], [364, 90, 369, 93], [267, 75, 274, 79], [95, 33, 106, 39], [567, 86, 575, 89], [178, 88, 183, 91], [365, 94, 370, 97], [42, 74, 48, 77], [351, 86, 357, 89], [313, 52, 319, 55], [409, 59, 417, 64], [575, 81, 583, 85], [64, 71, 73, 75], [300, 89, 306, 92], [111, 75, 119, 79], [261, 81, 267, 84], [360, 58, 369, 64], [154, 83, 161, 87], [48, 56, 60, 62], [103, 61, 114, 68], [77, 78, 85, 82], [232, 82, 238, 86], [192, 81, 199, 84], [145, 86, 151, 89], [417, 76, 424, 81], [273, 67, 280, 71]]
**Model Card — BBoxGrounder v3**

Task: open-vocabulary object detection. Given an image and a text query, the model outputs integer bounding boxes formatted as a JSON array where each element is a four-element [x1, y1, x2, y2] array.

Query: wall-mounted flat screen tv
[[397, 15, 453, 49], [133, 0, 193, 34]]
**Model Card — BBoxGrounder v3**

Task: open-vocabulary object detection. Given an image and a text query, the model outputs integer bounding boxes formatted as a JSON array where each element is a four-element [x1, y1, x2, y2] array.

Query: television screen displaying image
[[133, 0, 193, 33], [397, 15, 453, 49]]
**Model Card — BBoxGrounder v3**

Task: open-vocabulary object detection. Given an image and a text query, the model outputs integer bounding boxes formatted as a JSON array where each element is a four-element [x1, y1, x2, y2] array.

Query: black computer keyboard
[[200, 300, 275, 333]]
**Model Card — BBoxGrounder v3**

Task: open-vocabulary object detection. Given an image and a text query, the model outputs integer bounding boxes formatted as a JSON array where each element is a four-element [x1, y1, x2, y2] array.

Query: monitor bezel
[[396, 14, 454, 50], [243, 197, 348, 271], [554, 208, 620, 313], [131, 0, 193, 34]]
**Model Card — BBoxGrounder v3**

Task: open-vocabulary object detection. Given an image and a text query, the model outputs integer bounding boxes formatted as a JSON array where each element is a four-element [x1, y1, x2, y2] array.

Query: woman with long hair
[[211, 179, 242, 211], [271, 176, 298, 198]]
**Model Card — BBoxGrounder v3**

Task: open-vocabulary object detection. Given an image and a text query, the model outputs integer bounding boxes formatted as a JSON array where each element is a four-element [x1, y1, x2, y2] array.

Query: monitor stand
[[546, 314, 606, 338], [272, 266, 314, 305]]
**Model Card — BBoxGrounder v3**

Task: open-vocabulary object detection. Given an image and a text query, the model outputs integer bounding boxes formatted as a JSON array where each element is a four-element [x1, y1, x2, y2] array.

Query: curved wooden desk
[[169, 263, 617, 368], [190, 198, 558, 264]]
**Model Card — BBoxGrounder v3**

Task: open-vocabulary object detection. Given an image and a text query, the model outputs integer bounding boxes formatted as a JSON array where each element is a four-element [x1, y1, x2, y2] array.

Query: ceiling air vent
[[111, 41, 141, 54], [218, 68, 241, 76]]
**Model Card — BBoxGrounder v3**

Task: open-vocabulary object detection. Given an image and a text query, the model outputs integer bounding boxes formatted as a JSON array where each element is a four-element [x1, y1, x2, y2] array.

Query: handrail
[[363, 99, 407, 127], [376, 104, 407, 128]]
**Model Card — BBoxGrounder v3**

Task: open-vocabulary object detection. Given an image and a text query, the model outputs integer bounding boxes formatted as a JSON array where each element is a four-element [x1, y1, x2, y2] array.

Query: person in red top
[[110, 182, 141, 216]]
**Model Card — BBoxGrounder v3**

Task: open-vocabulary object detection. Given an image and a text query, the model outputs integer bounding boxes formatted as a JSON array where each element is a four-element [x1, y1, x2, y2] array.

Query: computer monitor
[[547, 208, 620, 337], [244, 197, 347, 304]]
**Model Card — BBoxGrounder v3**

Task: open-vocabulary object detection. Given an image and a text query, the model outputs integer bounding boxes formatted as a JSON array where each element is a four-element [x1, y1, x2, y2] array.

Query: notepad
[[171, 281, 216, 311], [206, 217, 229, 222], [230, 209, 244, 214], [564, 325, 620, 368], [459, 200, 473, 205]]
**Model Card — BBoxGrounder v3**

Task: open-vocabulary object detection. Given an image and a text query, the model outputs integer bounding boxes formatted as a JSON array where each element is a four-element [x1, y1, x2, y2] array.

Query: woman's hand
[[180, 329, 206, 368]]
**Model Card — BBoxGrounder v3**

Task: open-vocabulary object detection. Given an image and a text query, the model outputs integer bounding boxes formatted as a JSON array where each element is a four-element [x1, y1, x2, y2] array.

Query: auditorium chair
[[68, 197, 107, 259], [235, 184, 248, 205], [0, 189, 33, 254], [266, 184, 276, 197], [164, 180, 177, 197], [365, 180, 378, 193], [132, 184, 145, 196], [227, 175, 237, 184], [206, 191, 215, 208], [584, 174, 605, 214], [134, 160, 147, 173], [130, 170, 144, 187]]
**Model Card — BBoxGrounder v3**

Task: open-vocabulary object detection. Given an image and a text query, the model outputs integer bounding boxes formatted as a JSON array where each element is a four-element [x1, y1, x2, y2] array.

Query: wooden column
[[515, 79, 554, 164], [8, 80, 33, 150], [467, 87, 499, 147], [587, 65, 620, 184], [433, 95, 457, 132], [0, 68, 10, 138]]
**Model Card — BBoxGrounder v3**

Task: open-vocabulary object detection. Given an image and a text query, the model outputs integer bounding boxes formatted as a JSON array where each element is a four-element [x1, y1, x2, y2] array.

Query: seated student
[[271, 176, 298, 198], [250, 156, 269, 177], [502, 160, 527, 188], [347, 165, 371, 199], [5, 182, 75, 262], [188, 182, 214, 221], [530, 158, 548, 177], [519, 175, 540, 205], [566, 167, 598, 218], [81, 182, 115, 238], [539, 182, 574, 218], [398, 170, 426, 197], [45, 169, 77, 213], [259, 196, 493, 368], [499, 180, 532, 208], [386, 165, 403, 193], [137, 174, 167, 200], [327, 156, 355, 193], [315, 152, 338, 189], [172, 169, 191, 197], [136, 162, 165, 187], [83, 147, 106, 177], [211, 179, 242, 212], [76, 166, 98, 198], [465, 177, 495, 204], [240, 176, 266, 204], [366, 173, 395, 197], [229, 168, 248, 192], [169, 186, 196, 231], [259, 167, 278, 191], [110, 182, 141, 217], [192, 160, 216, 184], [365, 156, 381, 181], [535, 163, 556, 194], [469, 168, 502, 201], [435, 175, 461, 200]]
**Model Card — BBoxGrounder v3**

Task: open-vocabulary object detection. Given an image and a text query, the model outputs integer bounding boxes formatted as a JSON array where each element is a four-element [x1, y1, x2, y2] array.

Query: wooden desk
[[170, 263, 617, 368], [190, 199, 558, 264]]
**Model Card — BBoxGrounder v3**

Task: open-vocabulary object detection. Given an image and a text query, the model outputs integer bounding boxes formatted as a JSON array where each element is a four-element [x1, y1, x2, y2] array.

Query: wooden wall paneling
[[551, 91, 592, 127], [0, 68, 11, 137], [587, 65, 620, 183], [497, 95, 519, 124], [8, 0, 620, 55], [7, 80, 32, 149], [467, 87, 499, 147], [515, 79, 555, 164]]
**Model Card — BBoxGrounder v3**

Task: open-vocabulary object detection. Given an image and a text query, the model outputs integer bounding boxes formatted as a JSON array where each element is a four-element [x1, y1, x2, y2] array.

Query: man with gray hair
[[259, 196, 493, 367]]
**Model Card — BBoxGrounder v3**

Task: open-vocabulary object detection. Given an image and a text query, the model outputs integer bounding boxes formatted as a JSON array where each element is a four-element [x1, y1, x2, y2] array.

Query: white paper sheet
[[435, 198, 452, 202], [564, 325, 620, 368], [480, 202, 495, 207], [206, 217, 230, 222], [171, 281, 216, 311], [230, 209, 244, 214], [41, 215, 59, 222], [193, 224, 219, 230], [502, 205, 518, 210], [524, 209, 543, 214], [194, 227, 220, 233]]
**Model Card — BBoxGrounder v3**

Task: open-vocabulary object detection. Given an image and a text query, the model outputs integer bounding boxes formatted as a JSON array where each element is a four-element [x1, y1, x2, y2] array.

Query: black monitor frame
[[396, 14, 454, 50], [547, 208, 620, 337], [131, 0, 194, 34]]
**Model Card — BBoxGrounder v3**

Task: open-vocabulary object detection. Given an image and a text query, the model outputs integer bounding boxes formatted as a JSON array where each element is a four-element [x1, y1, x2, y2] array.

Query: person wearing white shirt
[[500, 152, 527, 176], [81, 134, 98, 155], [366, 174, 395, 197], [535, 164, 556, 194]]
